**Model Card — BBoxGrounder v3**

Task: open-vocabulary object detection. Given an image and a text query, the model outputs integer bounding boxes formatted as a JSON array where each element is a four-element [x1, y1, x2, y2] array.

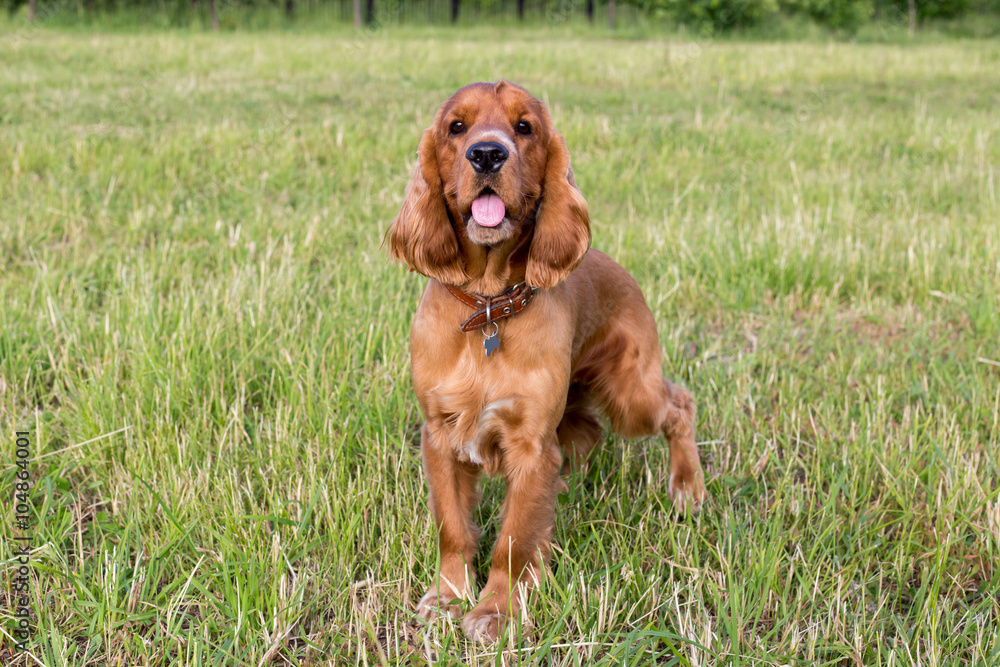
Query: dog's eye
[[515, 120, 532, 135], [449, 121, 465, 135]]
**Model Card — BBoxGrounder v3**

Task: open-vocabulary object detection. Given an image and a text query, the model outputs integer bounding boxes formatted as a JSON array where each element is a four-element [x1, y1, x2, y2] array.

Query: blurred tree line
[[652, 0, 1000, 31], [6, 0, 1000, 33]]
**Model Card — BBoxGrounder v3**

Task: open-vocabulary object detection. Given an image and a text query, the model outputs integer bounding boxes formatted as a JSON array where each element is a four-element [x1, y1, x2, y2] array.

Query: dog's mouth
[[469, 187, 506, 228]]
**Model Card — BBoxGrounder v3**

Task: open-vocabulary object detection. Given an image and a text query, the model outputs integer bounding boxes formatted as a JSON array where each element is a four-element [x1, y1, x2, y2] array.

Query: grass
[[1, 24, 999, 666]]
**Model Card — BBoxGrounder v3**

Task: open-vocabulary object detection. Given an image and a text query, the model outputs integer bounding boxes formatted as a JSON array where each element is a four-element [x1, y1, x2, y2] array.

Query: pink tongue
[[471, 194, 506, 227]]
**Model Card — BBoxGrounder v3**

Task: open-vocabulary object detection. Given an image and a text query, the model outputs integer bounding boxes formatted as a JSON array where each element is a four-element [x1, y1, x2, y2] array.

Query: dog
[[386, 80, 706, 642]]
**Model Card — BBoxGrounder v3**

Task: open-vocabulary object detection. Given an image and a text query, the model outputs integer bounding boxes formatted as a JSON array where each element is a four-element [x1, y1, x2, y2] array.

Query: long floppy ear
[[525, 131, 591, 290], [385, 126, 467, 285]]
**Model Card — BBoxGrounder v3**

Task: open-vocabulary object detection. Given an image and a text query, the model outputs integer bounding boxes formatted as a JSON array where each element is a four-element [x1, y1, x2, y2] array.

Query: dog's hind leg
[[576, 320, 706, 513]]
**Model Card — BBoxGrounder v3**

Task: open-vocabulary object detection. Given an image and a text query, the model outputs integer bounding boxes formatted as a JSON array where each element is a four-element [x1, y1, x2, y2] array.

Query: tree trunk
[[365, 0, 374, 24], [608, 0, 615, 28], [208, 0, 218, 29], [28, 0, 36, 22], [586, 0, 593, 23], [516, 0, 524, 21], [451, 0, 459, 22], [285, 0, 293, 18], [907, 0, 916, 35], [353, 0, 361, 27]]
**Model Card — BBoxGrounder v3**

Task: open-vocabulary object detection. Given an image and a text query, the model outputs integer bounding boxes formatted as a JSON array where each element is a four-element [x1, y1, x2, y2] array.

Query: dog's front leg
[[462, 434, 563, 642], [417, 421, 481, 620]]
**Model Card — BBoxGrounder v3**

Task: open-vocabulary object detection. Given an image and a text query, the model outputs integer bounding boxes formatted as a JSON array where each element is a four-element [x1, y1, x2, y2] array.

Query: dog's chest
[[425, 346, 519, 467]]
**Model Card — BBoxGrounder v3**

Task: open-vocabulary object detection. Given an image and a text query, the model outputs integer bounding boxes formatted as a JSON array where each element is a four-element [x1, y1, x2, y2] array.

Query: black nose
[[465, 142, 509, 174]]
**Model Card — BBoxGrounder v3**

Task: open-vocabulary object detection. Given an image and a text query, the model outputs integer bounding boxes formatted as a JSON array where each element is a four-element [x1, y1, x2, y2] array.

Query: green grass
[[1, 25, 999, 666]]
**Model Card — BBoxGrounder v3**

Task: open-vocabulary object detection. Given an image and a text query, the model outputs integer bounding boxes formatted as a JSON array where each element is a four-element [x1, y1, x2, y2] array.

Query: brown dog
[[387, 81, 706, 642]]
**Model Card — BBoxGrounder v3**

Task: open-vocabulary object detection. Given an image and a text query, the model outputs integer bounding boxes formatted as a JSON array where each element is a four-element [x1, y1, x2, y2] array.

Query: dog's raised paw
[[668, 469, 707, 514]]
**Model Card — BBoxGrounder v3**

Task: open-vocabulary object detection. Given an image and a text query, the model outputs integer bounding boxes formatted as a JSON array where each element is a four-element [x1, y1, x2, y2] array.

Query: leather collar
[[443, 281, 538, 332]]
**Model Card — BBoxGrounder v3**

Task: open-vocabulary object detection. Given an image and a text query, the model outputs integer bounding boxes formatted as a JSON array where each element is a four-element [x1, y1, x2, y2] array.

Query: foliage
[[878, 0, 974, 19], [780, 0, 873, 30], [2, 0, 1000, 30], [632, 0, 782, 31]]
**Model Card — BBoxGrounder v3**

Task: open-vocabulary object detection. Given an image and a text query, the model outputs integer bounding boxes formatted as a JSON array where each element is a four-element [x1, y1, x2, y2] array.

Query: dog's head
[[387, 81, 590, 291]]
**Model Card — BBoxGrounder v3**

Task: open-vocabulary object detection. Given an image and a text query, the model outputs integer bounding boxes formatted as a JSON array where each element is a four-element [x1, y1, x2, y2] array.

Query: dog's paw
[[462, 607, 506, 643], [416, 589, 463, 621], [668, 468, 706, 514]]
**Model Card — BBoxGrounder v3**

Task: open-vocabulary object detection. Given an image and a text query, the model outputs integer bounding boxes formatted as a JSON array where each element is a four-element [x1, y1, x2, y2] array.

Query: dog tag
[[484, 334, 500, 357]]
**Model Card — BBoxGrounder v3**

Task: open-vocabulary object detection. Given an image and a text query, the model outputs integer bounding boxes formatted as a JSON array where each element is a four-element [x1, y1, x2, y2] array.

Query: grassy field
[[1, 25, 999, 666]]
